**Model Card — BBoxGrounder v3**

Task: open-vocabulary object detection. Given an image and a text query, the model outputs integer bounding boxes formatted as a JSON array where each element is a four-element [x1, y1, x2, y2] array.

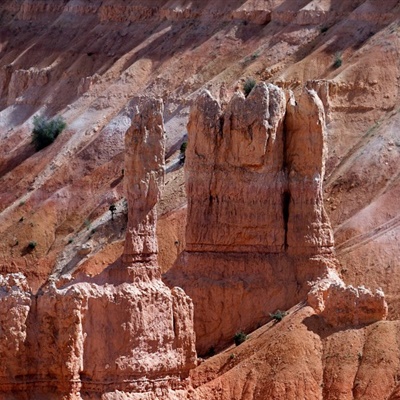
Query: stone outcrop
[[308, 269, 388, 327], [0, 98, 196, 399], [166, 83, 385, 355]]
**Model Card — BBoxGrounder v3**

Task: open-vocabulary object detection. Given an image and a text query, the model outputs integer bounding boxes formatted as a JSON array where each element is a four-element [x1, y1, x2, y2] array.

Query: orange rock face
[[166, 83, 385, 355], [0, 98, 196, 399]]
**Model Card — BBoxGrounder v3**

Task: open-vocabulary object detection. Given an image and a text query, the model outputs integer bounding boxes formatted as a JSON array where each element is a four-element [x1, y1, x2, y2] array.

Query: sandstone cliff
[[0, 98, 196, 400]]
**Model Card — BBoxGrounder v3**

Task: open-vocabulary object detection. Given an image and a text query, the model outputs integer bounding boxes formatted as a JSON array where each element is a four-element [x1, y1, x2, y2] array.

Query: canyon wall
[[0, 98, 196, 400]]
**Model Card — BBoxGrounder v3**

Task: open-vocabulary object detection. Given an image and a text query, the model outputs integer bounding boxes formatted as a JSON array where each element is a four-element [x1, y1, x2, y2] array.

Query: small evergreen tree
[[179, 141, 188, 165], [243, 78, 256, 97], [234, 331, 247, 346], [109, 204, 117, 220]]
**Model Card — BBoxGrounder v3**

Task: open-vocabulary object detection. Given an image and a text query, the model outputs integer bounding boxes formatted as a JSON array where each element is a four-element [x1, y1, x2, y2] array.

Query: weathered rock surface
[[123, 98, 165, 266], [166, 83, 385, 355], [0, 98, 196, 399], [308, 269, 388, 327], [0, 0, 399, 312]]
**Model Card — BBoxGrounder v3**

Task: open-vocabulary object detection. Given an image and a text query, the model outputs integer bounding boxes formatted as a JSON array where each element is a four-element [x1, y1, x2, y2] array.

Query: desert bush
[[179, 141, 188, 165], [234, 331, 247, 346], [32, 115, 66, 151], [28, 241, 37, 249], [243, 78, 256, 97], [269, 309, 287, 322], [333, 52, 343, 69]]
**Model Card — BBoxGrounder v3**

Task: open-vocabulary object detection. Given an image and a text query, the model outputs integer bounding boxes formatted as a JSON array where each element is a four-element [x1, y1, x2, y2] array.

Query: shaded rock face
[[165, 83, 383, 354], [0, 98, 196, 399]]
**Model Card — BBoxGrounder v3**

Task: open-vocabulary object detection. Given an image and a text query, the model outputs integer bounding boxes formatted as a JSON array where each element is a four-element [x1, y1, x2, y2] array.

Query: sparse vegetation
[[28, 241, 37, 250], [31, 115, 66, 151], [320, 26, 329, 33], [109, 204, 117, 220], [333, 52, 343, 69], [243, 77, 256, 97], [234, 331, 247, 346], [269, 310, 287, 322], [179, 141, 188, 165], [68, 238, 74, 244]]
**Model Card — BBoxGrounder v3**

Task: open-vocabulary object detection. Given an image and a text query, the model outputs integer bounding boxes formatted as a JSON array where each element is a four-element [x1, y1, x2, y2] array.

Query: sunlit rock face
[[0, 98, 196, 400], [166, 84, 384, 354]]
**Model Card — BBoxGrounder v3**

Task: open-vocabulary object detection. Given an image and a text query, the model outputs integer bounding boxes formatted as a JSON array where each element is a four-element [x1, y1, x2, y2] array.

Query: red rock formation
[[166, 83, 385, 355], [0, 98, 196, 399], [308, 269, 387, 327], [123, 98, 165, 266]]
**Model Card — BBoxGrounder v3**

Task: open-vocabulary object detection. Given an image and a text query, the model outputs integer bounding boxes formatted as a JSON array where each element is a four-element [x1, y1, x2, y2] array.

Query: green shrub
[[333, 52, 343, 69], [243, 78, 256, 97], [269, 310, 287, 322], [179, 141, 188, 165], [234, 331, 247, 346], [28, 241, 37, 250], [32, 115, 66, 151]]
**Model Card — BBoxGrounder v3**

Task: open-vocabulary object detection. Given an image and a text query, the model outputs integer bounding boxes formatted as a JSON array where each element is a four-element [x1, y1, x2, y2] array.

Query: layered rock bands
[[166, 83, 387, 354], [0, 98, 196, 400]]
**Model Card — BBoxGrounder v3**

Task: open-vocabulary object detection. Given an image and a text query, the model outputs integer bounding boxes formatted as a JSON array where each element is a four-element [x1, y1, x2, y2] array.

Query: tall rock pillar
[[123, 98, 165, 267]]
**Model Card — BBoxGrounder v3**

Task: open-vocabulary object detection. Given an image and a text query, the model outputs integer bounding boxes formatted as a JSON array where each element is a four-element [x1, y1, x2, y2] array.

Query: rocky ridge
[[0, 1, 399, 309]]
